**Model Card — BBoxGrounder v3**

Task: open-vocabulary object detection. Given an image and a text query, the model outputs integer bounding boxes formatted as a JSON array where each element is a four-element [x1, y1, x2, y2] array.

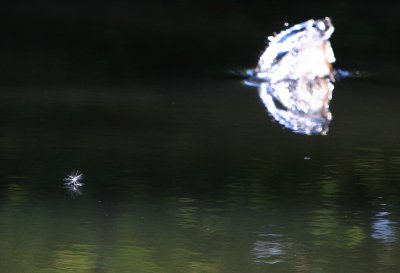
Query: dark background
[[1, 1, 400, 85]]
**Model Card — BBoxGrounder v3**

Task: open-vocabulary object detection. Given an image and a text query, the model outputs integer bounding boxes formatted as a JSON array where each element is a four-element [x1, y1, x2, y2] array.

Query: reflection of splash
[[258, 79, 333, 135], [372, 211, 397, 244], [66, 185, 83, 196], [251, 233, 288, 265], [371, 204, 398, 267], [249, 18, 335, 135]]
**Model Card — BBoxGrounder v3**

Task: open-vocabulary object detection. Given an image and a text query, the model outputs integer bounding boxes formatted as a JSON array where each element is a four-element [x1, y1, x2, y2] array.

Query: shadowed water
[[1, 74, 400, 273]]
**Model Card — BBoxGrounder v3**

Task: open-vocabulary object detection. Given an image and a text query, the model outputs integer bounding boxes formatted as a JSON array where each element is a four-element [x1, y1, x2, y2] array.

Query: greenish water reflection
[[2, 142, 400, 273]]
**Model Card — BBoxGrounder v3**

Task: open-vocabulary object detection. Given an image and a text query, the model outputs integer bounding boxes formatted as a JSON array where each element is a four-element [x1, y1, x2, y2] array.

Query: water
[[1, 77, 400, 273], [1, 1, 400, 273]]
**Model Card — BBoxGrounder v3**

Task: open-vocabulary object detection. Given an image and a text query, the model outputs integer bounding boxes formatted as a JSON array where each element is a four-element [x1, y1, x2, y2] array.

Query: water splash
[[63, 170, 84, 195], [256, 17, 335, 82], [248, 17, 336, 135]]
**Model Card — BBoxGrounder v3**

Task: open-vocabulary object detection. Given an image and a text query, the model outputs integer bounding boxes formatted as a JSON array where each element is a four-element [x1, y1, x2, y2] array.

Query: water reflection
[[5, 183, 28, 205], [1, 182, 400, 272], [53, 244, 96, 273], [175, 197, 199, 229], [344, 226, 365, 249], [372, 218, 396, 244], [252, 233, 288, 265], [258, 79, 333, 135], [111, 244, 161, 273], [249, 18, 335, 135], [309, 208, 339, 238], [372, 207, 397, 244]]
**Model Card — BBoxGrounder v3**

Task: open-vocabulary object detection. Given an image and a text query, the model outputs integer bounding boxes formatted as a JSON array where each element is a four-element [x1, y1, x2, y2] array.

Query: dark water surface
[[1, 1, 400, 273]]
